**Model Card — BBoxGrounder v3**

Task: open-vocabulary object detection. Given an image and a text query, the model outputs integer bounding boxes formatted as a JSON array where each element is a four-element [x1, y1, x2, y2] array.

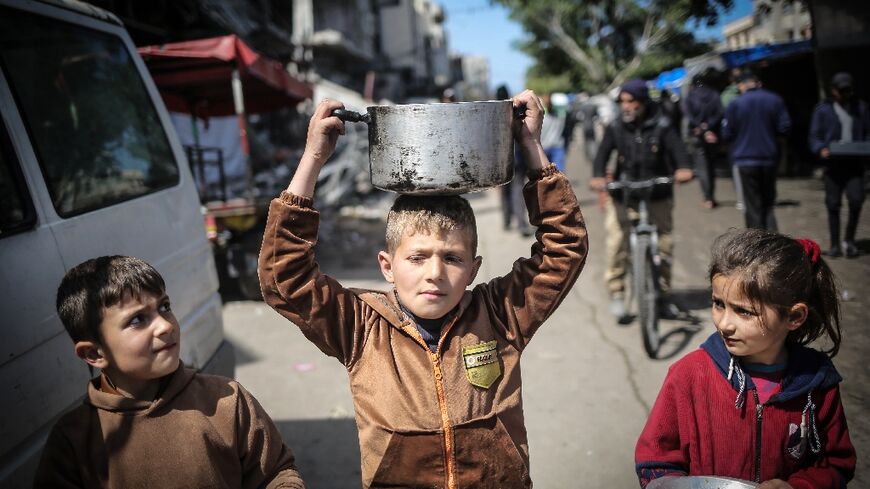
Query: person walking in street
[[575, 92, 599, 164], [684, 72, 724, 209], [497, 84, 534, 237], [636, 229, 856, 489], [590, 79, 694, 321], [721, 70, 791, 230], [809, 72, 870, 258], [722, 67, 747, 211], [720, 67, 743, 109], [541, 93, 569, 171]]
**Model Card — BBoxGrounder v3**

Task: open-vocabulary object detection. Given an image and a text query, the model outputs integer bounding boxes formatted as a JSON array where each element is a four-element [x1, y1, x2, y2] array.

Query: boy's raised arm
[[260, 99, 369, 366], [287, 99, 346, 198]]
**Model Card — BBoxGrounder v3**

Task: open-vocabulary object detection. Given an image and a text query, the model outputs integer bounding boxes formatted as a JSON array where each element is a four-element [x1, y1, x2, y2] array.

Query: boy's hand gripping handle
[[331, 109, 371, 124]]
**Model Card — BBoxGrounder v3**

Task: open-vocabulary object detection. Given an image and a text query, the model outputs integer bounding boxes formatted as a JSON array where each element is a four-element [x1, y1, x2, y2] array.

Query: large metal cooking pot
[[333, 100, 521, 194], [646, 476, 759, 489]]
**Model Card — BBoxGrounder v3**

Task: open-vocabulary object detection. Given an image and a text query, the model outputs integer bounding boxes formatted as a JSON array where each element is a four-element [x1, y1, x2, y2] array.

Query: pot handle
[[331, 109, 371, 124], [513, 104, 528, 120]]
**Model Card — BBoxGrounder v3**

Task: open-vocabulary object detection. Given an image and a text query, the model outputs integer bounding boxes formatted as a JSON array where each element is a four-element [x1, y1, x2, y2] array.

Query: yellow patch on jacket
[[462, 340, 501, 388]]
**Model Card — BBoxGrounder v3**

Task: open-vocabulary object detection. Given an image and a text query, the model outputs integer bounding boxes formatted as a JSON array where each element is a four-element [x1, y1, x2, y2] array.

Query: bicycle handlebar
[[605, 177, 674, 191]]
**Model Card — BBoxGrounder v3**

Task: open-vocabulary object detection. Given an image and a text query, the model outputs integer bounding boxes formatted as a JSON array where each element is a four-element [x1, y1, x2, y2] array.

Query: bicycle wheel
[[633, 235, 659, 357]]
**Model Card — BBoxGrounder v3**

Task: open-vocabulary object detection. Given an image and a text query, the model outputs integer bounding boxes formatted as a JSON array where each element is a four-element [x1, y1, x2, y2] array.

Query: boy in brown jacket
[[35, 255, 305, 489], [259, 90, 588, 488]]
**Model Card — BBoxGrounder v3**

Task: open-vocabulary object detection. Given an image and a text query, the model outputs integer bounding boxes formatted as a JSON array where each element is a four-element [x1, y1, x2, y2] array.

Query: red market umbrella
[[138, 34, 312, 117]]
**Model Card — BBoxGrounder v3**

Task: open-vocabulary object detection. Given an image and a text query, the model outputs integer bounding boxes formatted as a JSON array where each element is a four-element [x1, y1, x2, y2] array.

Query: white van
[[0, 0, 234, 485]]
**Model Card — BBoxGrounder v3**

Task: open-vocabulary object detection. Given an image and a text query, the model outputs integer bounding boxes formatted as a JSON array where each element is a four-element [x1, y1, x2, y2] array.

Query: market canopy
[[720, 40, 812, 68], [139, 35, 312, 117], [654, 67, 687, 93]]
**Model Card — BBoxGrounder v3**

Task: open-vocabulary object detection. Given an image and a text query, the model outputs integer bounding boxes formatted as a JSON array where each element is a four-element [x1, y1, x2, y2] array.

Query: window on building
[[0, 7, 178, 218]]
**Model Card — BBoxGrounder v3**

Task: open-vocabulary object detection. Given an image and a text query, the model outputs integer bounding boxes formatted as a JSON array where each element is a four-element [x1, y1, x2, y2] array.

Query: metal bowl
[[647, 476, 758, 489]]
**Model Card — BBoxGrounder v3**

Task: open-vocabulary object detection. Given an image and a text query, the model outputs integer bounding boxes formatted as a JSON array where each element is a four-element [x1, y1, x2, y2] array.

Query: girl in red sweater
[[635, 228, 856, 489]]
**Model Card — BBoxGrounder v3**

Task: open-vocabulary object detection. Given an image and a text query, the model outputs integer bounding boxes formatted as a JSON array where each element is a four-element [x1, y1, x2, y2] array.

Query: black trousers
[[500, 173, 530, 233], [692, 137, 719, 202], [738, 165, 778, 231], [825, 162, 866, 245]]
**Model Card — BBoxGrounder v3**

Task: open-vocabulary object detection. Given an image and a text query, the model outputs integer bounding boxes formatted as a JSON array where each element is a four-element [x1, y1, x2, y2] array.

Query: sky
[[439, 0, 754, 94]]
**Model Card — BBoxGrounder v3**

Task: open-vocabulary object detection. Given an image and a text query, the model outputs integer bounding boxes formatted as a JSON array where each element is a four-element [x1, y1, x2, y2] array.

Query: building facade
[[722, 0, 812, 49]]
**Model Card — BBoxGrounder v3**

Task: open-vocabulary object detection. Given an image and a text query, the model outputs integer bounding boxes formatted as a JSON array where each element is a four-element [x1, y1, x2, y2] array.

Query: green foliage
[[525, 71, 575, 94], [634, 32, 713, 80], [493, 0, 733, 92]]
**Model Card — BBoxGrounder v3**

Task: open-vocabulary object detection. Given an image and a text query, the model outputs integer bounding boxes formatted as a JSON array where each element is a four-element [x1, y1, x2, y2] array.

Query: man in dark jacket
[[721, 70, 791, 230], [590, 79, 693, 320], [684, 73, 723, 209], [809, 72, 870, 258]]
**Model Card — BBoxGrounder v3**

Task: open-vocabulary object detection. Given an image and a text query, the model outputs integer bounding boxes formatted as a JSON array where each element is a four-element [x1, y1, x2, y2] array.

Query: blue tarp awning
[[720, 40, 812, 68], [654, 67, 686, 93]]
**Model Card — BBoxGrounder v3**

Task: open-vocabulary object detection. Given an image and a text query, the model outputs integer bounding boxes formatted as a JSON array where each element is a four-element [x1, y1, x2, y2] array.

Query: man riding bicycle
[[589, 79, 694, 321]]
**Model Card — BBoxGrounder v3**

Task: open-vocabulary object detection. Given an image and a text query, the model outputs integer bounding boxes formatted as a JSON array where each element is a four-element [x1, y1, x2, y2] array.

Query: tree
[[494, 0, 734, 93]]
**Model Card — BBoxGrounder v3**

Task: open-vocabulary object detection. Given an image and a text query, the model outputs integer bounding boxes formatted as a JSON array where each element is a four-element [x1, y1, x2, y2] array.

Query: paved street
[[223, 141, 869, 488]]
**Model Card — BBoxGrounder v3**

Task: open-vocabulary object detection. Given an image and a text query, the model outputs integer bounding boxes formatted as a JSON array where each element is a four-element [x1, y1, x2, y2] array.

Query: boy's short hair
[[56, 256, 166, 343], [385, 195, 478, 255]]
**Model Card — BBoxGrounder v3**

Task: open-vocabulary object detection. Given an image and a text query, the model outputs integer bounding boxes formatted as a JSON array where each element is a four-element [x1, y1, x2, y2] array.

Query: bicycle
[[606, 176, 674, 358]]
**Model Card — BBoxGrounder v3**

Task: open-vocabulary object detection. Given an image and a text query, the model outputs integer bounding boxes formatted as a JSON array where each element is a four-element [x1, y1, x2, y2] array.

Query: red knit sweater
[[635, 334, 856, 489]]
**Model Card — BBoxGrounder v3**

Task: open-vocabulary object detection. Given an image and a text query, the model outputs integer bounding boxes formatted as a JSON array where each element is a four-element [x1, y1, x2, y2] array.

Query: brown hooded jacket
[[259, 165, 587, 488], [34, 364, 305, 488]]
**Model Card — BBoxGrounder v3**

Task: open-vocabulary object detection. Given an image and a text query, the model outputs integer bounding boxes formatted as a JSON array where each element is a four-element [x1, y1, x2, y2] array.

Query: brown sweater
[[259, 165, 588, 488], [34, 364, 305, 489]]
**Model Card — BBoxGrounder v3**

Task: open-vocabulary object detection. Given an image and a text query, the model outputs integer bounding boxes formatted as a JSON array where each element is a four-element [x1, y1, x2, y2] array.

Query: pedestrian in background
[[722, 66, 746, 211], [684, 72, 724, 209], [541, 93, 569, 171], [497, 84, 533, 237], [720, 67, 743, 108], [659, 88, 683, 136], [575, 92, 599, 164], [590, 79, 694, 321], [809, 72, 870, 258], [721, 70, 791, 230]]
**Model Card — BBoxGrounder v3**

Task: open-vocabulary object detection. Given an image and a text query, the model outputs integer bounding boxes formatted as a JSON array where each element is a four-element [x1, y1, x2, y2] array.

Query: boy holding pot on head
[[258, 90, 588, 488]]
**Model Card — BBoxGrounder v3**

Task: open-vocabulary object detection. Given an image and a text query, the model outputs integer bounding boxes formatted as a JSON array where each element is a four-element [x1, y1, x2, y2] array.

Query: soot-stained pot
[[333, 100, 522, 195]]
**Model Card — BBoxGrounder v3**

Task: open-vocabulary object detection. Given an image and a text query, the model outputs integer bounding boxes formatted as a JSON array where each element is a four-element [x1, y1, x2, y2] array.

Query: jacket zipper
[[632, 128, 641, 179], [752, 390, 763, 483], [400, 322, 457, 489], [431, 352, 456, 489], [434, 317, 460, 489]]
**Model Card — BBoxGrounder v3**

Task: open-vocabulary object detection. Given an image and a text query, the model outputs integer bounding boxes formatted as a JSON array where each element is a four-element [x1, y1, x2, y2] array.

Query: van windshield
[[0, 8, 179, 217]]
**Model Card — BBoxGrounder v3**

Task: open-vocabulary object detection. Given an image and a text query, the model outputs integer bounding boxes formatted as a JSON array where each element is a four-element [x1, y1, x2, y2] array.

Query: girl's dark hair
[[56, 256, 166, 343], [708, 228, 842, 357]]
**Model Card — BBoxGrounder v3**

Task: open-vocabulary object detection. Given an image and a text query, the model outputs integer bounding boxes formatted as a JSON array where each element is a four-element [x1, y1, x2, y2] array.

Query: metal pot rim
[[366, 99, 511, 113]]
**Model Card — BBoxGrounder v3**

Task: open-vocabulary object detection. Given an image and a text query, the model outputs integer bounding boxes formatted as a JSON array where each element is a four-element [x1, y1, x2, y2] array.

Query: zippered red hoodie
[[635, 332, 855, 488]]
